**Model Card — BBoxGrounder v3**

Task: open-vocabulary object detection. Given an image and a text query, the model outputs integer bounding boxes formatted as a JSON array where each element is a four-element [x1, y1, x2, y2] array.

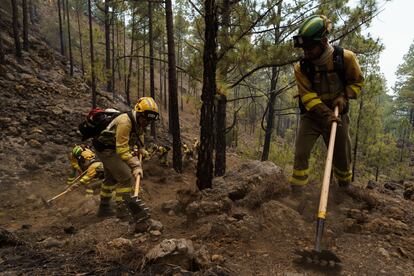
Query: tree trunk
[[142, 24, 146, 96], [352, 95, 363, 181], [111, 8, 116, 98], [261, 67, 278, 161], [159, 45, 163, 107], [76, 8, 84, 76], [11, 0, 22, 58], [57, 0, 65, 55], [163, 39, 167, 109], [214, 0, 230, 176], [87, 0, 97, 108], [0, 9, 4, 64], [196, 0, 217, 190], [28, 0, 35, 24], [123, 14, 126, 93], [165, 0, 182, 173], [104, 0, 112, 92], [148, 0, 156, 138], [125, 11, 136, 107], [22, 0, 29, 51], [66, 0, 73, 76]]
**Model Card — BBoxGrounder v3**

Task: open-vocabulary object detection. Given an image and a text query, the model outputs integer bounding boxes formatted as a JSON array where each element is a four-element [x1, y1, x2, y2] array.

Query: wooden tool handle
[[317, 106, 339, 219], [133, 154, 143, 197]]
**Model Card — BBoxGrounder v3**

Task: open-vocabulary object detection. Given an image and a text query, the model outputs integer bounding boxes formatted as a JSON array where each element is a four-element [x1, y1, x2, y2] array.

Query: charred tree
[[22, 0, 29, 51], [66, 0, 73, 76], [165, 0, 182, 172], [104, 0, 112, 92], [125, 10, 136, 106], [148, 0, 156, 138], [261, 67, 278, 161], [57, 0, 65, 55], [352, 95, 363, 181], [11, 0, 22, 58], [76, 6, 84, 76], [197, 0, 218, 190], [87, 0, 97, 108]]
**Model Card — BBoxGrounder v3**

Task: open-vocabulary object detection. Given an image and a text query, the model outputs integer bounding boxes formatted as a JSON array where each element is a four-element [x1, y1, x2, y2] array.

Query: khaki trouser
[[95, 149, 134, 205], [290, 112, 352, 186]]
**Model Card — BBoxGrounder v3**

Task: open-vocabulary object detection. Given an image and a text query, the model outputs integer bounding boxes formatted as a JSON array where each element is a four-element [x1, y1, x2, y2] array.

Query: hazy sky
[[363, 0, 413, 93]]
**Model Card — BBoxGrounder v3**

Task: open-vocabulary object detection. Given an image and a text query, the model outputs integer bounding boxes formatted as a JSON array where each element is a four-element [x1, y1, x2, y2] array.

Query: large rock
[[142, 238, 195, 271]]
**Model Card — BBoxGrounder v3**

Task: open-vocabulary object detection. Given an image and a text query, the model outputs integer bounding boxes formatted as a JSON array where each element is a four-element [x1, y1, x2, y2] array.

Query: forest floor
[[1, 5, 414, 276]]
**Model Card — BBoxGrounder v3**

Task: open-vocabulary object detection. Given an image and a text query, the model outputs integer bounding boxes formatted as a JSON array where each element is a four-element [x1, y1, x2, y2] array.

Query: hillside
[[1, 2, 414, 276]]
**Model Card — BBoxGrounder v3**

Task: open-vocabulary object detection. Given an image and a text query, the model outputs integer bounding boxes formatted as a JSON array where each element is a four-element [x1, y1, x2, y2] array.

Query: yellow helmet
[[134, 97, 159, 121]]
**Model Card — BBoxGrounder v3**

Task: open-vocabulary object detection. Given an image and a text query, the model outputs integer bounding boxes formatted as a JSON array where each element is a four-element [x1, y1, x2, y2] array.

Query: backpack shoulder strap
[[126, 111, 144, 148], [300, 58, 316, 86], [332, 46, 346, 86]]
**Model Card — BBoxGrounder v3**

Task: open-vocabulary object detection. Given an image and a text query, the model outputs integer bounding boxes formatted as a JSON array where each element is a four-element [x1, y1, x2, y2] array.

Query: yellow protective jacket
[[94, 112, 144, 167], [79, 161, 103, 186], [294, 48, 364, 112]]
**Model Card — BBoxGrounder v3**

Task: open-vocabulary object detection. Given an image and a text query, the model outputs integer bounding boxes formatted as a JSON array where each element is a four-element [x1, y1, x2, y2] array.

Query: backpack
[[78, 108, 121, 141], [298, 45, 347, 114]]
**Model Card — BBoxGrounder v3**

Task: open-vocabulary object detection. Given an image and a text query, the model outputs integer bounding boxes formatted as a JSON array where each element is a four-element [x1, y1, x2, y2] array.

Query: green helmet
[[293, 15, 332, 48], [72, 145, 83, 157]]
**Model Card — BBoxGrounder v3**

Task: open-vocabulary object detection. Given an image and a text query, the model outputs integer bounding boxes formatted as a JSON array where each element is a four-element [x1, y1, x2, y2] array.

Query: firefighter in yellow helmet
[[156, 145, 171, 165], [192, 138, 200, 158], [92, 97, 159, 223], [290, 15, 364, 198], [67, 145, 104, 196], [182, 142, 194, 161]]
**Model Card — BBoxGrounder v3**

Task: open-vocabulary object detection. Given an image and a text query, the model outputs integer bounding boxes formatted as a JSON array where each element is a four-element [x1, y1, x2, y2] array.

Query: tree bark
[[352, 95, 363, 182], [66, 0, 73, 76], [22, 0, 29, 51], [76, 8, 84, 76], [125, 10, 136, 107], [0, 9, 4, 64], [87, 0, 97, 108], [261, 69, 278, 161], [165, 0, 182, 172], [11, 0, 22, 58], [57, 0, 65, 55], [104, 0, 112, 92], [214, 0, 230, 176], [142, 24, 146, 96], [196, 0, 218, 190], [148, 0, 156, 138], [111, 8, 116, 98]]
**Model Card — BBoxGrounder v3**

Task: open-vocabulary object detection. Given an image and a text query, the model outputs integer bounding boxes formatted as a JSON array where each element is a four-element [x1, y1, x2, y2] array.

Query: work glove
[[126, 156, 143, 179], [312, 103, 341, 129], [332, 95, 348, 114], [138, 148, 150, 160]]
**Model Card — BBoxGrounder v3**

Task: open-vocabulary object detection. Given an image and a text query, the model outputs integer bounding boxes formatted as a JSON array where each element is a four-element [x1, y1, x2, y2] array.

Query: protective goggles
[[293, 35, 320, 48], [143, 111, 159, 121]]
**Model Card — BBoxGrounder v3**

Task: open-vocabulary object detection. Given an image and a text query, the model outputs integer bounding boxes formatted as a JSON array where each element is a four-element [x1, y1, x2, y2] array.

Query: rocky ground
[[1, 7, 414, 276]]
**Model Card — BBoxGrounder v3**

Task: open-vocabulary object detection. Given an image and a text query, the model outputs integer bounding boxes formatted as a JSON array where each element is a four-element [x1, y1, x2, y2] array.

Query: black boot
[[97, 203, 115, 217]]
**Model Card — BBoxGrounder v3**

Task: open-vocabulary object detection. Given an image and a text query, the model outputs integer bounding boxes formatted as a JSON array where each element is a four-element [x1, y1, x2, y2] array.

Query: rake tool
[[294, 106, 342, 269]]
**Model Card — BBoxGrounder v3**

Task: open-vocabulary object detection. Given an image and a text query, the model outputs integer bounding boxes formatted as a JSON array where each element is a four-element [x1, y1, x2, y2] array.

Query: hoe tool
[[294, 106, 342, 269], [125, 155, 150, 222], [43, 170, 88, 206]]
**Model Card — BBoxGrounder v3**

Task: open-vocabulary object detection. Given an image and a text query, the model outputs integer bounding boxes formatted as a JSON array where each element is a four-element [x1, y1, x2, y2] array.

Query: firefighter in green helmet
[[289, 15, 364, 200]]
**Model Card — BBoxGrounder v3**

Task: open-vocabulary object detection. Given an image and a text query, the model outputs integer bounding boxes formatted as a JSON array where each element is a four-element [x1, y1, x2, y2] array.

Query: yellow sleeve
[[70, 156, 82, 172], [115, 116, 134, 161], [80, 162, 102, 185], [294, 63, 323, 111], [344, 50, 364, 98]]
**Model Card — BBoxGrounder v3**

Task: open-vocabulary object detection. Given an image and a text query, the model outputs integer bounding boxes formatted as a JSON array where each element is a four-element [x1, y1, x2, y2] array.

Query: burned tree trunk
[[148, 0, 156, 138], [165, 0, 182, 172], [197, 0, 218, 190], [66, 0, 73, 76], [87, 0, 97, 107], [57, 0, 65, 55], [104, 0, 112, 92], [11, 0, 22, 58], [22, 0, 29, 51]]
